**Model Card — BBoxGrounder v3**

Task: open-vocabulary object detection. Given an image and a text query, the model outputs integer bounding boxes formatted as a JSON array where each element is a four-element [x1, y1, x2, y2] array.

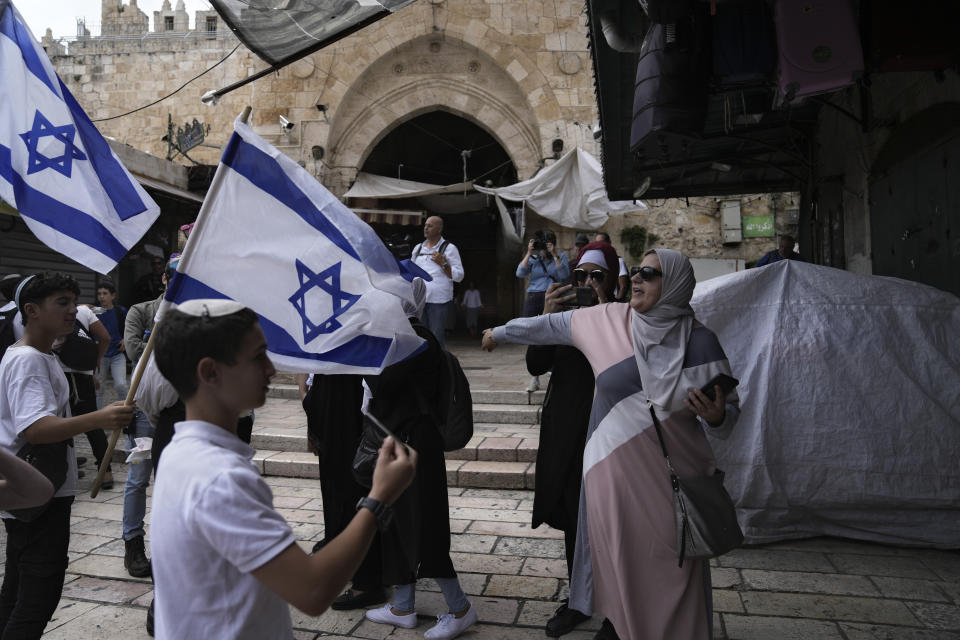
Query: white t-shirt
[[55, 305, 100, 375], [151, 420, 297, 640], [463, 289, 483, 309], [11, 310, 23, 342], [0, 345, 78, 511], [411, 237, 465, 304]]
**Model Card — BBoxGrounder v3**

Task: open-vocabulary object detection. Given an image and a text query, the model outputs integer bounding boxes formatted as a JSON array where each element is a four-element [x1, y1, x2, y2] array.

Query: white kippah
[[576, 249, 607, 269], [176, 299, 246, 318]]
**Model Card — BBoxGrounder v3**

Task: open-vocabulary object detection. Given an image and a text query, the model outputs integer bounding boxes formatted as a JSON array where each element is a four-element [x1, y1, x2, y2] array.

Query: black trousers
[[66, 373, 110, 472], [0, 497, 74, 639]]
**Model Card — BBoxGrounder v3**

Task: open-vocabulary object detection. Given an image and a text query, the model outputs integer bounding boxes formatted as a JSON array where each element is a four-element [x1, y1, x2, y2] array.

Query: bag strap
[[650, 405, 689, 567]]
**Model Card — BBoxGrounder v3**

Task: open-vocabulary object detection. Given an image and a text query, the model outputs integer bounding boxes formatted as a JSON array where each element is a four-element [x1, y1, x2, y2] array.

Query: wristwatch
[[356, 496, 394, 531]]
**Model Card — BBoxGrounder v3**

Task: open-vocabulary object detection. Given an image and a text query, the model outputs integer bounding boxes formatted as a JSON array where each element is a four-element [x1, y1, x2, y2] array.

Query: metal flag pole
[[90, 106, 253, 498]]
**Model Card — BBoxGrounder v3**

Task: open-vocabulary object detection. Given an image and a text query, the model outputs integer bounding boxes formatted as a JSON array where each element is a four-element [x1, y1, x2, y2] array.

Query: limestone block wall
[[525, 192, 800, 267]]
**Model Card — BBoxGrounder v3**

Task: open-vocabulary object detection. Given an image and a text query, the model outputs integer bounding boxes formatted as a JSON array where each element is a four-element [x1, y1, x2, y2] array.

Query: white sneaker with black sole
[[365, 604, 418, 629]]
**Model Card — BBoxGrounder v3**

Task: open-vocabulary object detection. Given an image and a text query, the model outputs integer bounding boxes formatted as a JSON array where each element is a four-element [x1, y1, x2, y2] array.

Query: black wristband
[[356, 496, 394, 531]]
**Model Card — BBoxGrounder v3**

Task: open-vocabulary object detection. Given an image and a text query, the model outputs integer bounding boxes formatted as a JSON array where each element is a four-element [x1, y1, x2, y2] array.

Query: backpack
[[0, 306, 16, 362], [55, 320, 100, 371], [413, 323, 473, 452]]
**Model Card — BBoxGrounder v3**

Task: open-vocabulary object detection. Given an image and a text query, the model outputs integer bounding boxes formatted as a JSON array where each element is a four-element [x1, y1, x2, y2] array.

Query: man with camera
[[515, 230, 570, 392]]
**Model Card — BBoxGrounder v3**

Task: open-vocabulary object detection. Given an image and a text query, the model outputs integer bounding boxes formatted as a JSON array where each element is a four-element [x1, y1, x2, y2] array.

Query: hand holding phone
[[698, 374, 739, 402]]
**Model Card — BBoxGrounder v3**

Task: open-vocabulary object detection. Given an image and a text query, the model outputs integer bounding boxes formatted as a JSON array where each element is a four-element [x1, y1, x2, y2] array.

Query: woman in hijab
[[482, 249, 740, 640], [362, 278, 478, 640]]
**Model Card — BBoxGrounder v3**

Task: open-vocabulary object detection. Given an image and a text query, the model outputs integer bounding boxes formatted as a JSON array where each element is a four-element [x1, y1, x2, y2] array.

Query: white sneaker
[[424, 603, 478, 639], [525, 377, 540, 392], [365, 603, 418, 629]]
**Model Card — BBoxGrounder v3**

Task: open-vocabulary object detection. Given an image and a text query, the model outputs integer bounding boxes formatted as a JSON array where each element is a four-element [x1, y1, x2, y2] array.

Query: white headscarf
[[402, 277, 427, 319], [631, 248, 696, 412]]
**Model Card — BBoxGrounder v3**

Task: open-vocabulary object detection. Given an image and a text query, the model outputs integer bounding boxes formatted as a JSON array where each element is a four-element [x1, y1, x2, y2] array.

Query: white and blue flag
[[164, 117, 430, 374], [0, 0, 159, 273]]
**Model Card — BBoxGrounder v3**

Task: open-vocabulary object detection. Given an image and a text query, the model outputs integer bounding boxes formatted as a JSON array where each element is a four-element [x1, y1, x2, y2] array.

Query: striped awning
[[352, 208, 423, 226]]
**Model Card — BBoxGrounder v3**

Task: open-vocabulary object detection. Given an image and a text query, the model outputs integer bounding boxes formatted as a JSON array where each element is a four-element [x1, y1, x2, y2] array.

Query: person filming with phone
[[516, 230, 570, 392], [482, 247, 740, 640]]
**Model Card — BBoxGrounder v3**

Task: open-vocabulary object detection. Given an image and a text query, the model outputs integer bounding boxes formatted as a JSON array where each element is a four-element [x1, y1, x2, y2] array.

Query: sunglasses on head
[[573, 268, 605, 284], [630, 266, 662, 281]]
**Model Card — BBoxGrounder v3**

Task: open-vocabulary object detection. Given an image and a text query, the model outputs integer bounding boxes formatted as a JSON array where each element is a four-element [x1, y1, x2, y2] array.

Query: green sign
[[742, 215, 775, 238]]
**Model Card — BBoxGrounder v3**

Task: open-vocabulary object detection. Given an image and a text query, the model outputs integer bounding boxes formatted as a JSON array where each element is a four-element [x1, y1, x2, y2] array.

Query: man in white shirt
[[0, 273, 131, 637], [410, 216, 464, 348], [149, 300, 416, 639], [0, 274, 22, 360]]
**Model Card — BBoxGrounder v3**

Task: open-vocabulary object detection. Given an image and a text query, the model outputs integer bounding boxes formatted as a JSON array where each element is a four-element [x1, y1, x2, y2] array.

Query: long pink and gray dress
[[493, 302, 739, 640]]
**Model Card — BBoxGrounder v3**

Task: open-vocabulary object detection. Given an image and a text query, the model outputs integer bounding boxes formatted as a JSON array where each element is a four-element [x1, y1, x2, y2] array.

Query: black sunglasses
[[630, 266, 663, 281], [573, 268, 605, 284]]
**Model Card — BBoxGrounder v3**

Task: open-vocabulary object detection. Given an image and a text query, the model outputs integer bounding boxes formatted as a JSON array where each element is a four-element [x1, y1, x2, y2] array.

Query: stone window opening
[[164, 16, 174, 31], [206, 16, 217, 33]]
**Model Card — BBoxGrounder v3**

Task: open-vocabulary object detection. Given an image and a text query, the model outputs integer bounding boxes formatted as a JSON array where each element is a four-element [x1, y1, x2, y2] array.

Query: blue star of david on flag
[[288, 259, 362, 343], [18, 110, 87, 178]]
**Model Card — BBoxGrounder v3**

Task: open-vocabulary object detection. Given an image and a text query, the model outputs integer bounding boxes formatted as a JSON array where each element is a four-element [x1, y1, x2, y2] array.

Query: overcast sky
[[18, 1, 213, 39]]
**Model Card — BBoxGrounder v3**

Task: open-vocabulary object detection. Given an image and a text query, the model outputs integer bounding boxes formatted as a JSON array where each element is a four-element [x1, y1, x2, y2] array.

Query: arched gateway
[[327, 34, 545, 325]]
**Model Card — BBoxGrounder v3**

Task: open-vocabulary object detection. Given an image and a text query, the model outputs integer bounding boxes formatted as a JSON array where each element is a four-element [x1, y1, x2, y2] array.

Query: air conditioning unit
[[720, 200, 742, 244]]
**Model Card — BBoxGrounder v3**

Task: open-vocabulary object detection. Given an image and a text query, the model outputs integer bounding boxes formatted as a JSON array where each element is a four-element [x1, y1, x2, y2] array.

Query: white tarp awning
[[343, 173, 473, 199], [474, 147, 644, 230], [691, 260, 960, 548]]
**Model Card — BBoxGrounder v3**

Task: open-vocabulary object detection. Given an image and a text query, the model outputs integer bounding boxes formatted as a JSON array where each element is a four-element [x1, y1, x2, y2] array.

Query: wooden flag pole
[[90, 106, 253, 498]]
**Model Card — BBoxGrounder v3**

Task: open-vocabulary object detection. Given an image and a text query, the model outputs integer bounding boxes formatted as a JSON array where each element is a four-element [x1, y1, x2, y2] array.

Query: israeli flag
[[0, 1, 159, 273], [164, 117, 429, 374]]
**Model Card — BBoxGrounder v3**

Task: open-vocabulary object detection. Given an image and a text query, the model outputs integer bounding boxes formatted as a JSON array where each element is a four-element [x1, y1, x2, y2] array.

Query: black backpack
[[413, 323, 473, 452], [0, 306, 16, 363], [55, 320, 100, 371]]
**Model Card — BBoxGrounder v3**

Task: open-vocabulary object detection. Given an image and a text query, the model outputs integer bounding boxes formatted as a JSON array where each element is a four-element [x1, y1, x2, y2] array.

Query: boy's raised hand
[[99, 401, 135, 431], [369, 436, 417, 505]]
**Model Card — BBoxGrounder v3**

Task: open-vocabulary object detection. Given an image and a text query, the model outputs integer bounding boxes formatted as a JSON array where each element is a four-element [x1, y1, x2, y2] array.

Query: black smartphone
[[575, 286, 594, 306], [365, 412, 410, 454], [699, 373, 739, 401]]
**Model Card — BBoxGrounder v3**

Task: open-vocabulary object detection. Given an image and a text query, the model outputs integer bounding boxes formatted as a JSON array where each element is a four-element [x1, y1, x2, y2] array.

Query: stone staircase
[[249, 384, 544, 490]]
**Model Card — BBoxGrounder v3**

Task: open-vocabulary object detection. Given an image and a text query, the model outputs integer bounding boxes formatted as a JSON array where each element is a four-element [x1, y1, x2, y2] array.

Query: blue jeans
[[394, 577, 469, 614], [122, 411, 154, 541], [96, 353, 128, 408], [421, 301, 452, 349]]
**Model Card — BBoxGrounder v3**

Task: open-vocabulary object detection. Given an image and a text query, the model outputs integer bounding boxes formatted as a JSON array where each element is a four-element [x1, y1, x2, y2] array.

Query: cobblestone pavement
[[2, 337, 958, 638]]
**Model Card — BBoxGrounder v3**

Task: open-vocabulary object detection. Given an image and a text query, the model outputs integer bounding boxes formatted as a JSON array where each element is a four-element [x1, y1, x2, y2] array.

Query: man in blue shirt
[[756, 235, 805, 267]]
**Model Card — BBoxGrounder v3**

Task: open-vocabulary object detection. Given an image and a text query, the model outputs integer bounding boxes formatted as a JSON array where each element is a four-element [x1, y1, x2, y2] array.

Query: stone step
[[250, 423, 540, 461], [472, 403, 540, 424], [240, 452, 536, 490], [266, 384, 545, 406]]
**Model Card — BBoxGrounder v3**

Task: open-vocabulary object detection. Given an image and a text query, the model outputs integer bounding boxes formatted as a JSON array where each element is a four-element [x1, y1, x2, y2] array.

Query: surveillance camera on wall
[[279, 115, 294, 131], [592, 123, 602, 141]]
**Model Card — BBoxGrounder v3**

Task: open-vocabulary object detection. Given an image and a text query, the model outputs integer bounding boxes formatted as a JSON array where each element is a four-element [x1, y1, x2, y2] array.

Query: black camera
[[532, 229, 547, 251]]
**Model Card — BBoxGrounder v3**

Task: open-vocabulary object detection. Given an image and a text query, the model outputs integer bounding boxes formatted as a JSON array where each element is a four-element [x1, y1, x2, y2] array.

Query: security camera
[[279, 115, 294, 131], [592, 123, 602, 141]]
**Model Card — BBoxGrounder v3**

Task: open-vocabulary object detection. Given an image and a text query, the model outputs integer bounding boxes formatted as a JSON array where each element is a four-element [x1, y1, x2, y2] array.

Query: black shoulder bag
[[8, 440, 71, 522], [649, 406, 743, 567]]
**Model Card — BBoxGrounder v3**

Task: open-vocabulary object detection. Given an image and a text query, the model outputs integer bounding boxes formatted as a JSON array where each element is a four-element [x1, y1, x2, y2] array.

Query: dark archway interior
[[358, 110, 520, 328], [361, 110, 517, 186]]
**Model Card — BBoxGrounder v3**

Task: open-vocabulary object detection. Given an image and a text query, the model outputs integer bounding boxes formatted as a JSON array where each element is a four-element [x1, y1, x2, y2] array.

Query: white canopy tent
[[343, 148, 645, 246]]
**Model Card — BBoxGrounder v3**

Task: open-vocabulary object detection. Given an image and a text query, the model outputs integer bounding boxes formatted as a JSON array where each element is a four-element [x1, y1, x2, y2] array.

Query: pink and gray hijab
[[631, 248, 697, 412]]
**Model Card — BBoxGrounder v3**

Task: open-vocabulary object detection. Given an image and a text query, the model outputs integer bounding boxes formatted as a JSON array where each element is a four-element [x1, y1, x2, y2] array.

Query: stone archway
[[326, 34, 543, 193]]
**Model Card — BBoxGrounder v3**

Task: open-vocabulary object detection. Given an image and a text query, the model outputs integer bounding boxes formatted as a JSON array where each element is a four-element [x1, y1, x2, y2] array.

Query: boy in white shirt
[[149, 299, 416, 639], [0, 273, 132, 637]]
